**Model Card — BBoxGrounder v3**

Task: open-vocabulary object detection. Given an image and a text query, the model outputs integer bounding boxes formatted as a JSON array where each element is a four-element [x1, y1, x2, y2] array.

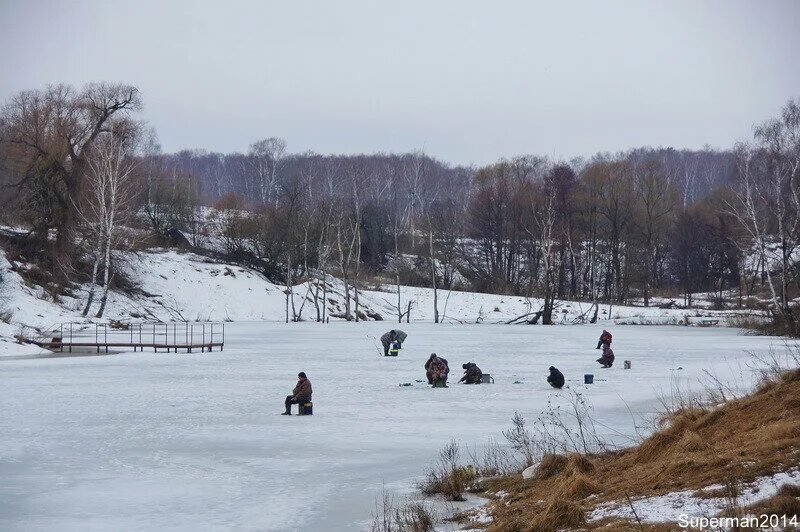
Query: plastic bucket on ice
[[584, 374, 594, 384]]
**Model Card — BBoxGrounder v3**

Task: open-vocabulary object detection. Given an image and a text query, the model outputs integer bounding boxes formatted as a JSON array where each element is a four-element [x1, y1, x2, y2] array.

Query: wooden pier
[[31, 322, 225, 353]]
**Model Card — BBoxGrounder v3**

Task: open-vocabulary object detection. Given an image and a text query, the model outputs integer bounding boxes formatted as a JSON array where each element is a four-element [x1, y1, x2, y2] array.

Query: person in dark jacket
[[380, 329, 408, 356], [459, 362, 483, 384], [282, 372, 312, 415], [596, 330, 613, 350], [596, 344, 615, 368], [547, 366, 565, 389], [424, 353, 449, 385]]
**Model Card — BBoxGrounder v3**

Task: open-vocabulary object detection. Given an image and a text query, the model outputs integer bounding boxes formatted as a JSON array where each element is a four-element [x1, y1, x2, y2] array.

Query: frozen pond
[[0, 323, 790, 531]]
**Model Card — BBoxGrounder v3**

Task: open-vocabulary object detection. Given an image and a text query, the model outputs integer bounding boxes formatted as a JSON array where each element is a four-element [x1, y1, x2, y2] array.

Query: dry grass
[[478, 366, 800, 531], [418, 440, 477, 502], [371, 489, 435, 532], [745, 483, 800, 522]]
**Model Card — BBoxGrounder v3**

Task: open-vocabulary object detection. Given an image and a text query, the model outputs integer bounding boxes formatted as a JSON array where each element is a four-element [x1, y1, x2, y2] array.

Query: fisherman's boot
[[281, 405, 291, 415]]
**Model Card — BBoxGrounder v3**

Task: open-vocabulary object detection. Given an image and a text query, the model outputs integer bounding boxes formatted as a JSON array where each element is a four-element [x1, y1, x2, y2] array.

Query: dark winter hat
[[462, 363, 469, 369], [429, 353, 437, 359], [549, 366, 555, 371], [298, 372, 307, 379]]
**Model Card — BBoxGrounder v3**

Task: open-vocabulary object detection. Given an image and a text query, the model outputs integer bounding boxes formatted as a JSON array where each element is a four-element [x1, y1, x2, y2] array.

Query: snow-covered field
[[0, 322, 790, 531]]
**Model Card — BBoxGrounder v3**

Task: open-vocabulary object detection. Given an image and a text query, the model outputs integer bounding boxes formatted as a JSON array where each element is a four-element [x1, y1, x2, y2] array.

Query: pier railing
[[34, 322, 225, 353]]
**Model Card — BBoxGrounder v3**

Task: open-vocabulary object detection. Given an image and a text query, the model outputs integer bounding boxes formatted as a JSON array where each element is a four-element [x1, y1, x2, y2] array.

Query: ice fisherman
[[596, 329, 613, 350], [425, 353, 449, 385], [282, 372, 312, 415], [547, 366, 565, 389], [458, 362, 483, 384], [596, 344, 615, 368], [381, 329, 407, 356]]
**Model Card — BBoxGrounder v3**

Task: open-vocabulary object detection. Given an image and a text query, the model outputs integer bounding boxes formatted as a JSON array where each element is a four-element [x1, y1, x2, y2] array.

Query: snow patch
[[589, 469, 800, 523]]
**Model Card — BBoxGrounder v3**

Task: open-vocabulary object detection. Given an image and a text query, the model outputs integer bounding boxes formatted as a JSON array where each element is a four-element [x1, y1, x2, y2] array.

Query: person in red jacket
[[596, 330, 612, 350], [282, 372, 312, 415]]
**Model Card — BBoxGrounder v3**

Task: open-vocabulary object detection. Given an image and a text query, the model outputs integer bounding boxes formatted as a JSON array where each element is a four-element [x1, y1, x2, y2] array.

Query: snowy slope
[[0, 248, 761, 357]]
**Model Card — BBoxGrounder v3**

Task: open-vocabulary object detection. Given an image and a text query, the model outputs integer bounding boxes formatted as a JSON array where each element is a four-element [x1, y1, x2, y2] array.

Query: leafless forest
[[1, 83, 799, 327]]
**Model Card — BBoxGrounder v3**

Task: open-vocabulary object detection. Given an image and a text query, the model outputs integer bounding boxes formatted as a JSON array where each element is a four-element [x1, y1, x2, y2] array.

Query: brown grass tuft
[[533, 454, 568, 480], [524, 499, 585, 532], [761, 419, 800, 441], [678, 430, 707, 452], [634, 429, 679, 461], [782, 396, 800, 411], [693, 407, 724, 429], [565, 453, 595, 475], [781, 368, 800, 383], [777, 483, 800, 497], [555, 472, 602, 500]]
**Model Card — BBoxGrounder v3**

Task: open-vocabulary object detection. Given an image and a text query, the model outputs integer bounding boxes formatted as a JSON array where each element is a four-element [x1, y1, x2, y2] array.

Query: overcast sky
[[1, 1, 799, 166]]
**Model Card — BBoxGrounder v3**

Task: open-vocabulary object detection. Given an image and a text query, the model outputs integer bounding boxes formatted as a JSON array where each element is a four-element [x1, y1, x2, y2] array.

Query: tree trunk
[[83, 242, 102, 316], [429, 228, 439, 323], [285, 257, 291, 323], [95, 236, 113, 319], [395, 223, 402, 323]]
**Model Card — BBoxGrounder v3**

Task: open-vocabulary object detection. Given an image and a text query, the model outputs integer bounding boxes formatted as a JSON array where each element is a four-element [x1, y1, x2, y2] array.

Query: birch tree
[[81, 129, 140, 317], [248, 137, 286, 206]]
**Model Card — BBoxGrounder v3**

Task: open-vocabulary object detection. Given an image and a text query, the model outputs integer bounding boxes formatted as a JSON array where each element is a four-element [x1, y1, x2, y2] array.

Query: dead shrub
[[503, 412, 538, 468], [371, 489, 435, 532], [418, 440, 476, 502]]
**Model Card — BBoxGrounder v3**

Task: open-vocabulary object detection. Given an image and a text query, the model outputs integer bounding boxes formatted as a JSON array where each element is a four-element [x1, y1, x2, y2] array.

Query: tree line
[[0, 82, 798, 325]]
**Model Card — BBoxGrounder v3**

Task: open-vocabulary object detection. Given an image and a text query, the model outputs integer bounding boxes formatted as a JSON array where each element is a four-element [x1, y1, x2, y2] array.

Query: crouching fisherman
[[381, 329, 407, 356], [547, 366, 565, 389], [282, 372, 312, 415], [596, 344, 615, 368], [425, 353, 449, 386], [459, 362, 483, 384]]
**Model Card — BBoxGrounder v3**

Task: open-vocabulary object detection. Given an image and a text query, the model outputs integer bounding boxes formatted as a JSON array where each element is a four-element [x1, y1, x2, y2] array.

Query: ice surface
[[0, 322, 791, 531]]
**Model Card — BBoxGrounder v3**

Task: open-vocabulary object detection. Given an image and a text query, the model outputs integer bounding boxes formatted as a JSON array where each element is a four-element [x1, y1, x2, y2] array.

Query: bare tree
[[248, 137, 286, 206], [528, 175, 558, 324], [725, 144, 782, 315], [632, 161, 678, 306], [79, 127, 141, 317], [0, 83, 141, 276]]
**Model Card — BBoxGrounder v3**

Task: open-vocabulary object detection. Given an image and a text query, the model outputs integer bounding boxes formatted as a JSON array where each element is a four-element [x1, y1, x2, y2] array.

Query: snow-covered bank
[[0, 323, 789, 531], [589, 469, 800, 524], [0, 248, 756, 357]]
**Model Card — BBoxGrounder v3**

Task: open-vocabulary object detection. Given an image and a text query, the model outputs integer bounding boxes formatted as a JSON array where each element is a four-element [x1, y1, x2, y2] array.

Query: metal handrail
[[34, 321, 225, 354]]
